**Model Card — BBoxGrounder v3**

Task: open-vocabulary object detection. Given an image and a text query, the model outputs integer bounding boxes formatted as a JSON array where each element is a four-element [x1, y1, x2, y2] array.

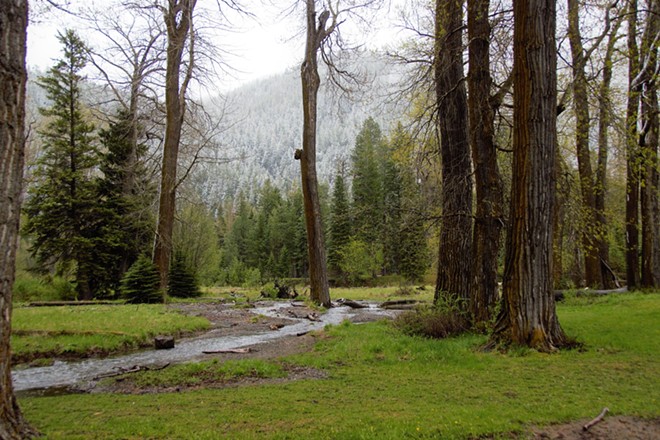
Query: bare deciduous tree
[[296, 0, 379, 306], [153, 0, 198, 293]]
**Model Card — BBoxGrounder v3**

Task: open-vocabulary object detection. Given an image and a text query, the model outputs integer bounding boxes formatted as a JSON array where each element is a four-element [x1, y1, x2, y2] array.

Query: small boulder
[[154, 335, 175, 350]]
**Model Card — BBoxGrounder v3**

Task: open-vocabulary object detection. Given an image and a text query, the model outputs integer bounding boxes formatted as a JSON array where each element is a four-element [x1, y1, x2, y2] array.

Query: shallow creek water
[[12, 302, 395, 395]]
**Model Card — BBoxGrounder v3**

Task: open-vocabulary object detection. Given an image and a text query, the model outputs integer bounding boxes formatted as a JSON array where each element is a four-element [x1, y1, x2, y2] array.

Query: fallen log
[[379, 299, 423, 310], [553, 287, 628, 301], [583, 407, 609, 431], [575, 287, 628, 297], [202, 347, 252, 354], [336, 298, 368, 309], [28, 300, 118, 307], [93, 363, 170, 380]]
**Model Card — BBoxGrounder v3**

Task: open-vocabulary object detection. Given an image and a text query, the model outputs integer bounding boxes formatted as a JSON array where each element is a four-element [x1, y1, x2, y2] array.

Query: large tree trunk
[[467, 0, 503, 325], [567, 0, 614, 289], [640, 0, 660, 287], [153, 0, 196, 295], [299, 0, 331, 307], [489, 0, 568, 351], [434, 0, 473, 306], [625, 0, 641, 289], [0, 0, 37, 437]]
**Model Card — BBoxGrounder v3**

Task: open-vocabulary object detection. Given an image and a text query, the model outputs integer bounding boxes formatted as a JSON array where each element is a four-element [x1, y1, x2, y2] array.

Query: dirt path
[[523, 415, 660, 439]]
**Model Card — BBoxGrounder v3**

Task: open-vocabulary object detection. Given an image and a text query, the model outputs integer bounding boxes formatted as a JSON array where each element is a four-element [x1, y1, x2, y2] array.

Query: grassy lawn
[[19, 292, 660, 439], [11, 304, 210, 364]]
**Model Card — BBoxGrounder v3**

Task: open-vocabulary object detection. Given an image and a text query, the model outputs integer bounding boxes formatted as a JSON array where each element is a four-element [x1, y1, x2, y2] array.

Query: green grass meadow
[[11, 304, 210, 364], [18, 292, 660, 439]]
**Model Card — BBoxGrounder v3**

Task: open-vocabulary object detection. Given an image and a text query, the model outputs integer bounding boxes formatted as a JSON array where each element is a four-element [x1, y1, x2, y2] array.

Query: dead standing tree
[[0, 0, 38, 437], [297, 0, 377, 306], [298, 0, 334, 307]]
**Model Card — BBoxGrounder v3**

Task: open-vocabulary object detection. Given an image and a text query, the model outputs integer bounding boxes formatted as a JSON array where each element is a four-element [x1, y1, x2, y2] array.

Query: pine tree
[[381, 144, 403, 275], [351, 117, 385, 244], [22, 30, 104, 300], [168, 252, 201, 298], [120, 255, 161, 304], [328, 169, 352, 276], [96, 109, 154, 290], [399, 166, 430, 283]]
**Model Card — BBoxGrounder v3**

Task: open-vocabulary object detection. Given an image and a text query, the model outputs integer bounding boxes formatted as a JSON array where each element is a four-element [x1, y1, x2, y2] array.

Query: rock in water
[[154, 335, 175, 349]]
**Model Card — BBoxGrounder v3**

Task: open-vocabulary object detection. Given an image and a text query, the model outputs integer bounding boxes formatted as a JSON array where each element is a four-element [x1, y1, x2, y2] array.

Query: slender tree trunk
[[467, 0, 503, 325], [489, 0, 567, 351], [153, 0, 196, 295], [434, 0, 473, 306], [298, 0, 331, 307], [640, 0, 660, 287], [567, 0, 613, 288], [0, 0, 37, 437], [626, 0, 641, 289], [595, 14, 624, 289]]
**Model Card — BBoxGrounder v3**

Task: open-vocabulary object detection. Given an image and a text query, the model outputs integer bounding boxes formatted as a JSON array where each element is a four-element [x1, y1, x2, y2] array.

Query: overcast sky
[[27, 1, 408, 91]]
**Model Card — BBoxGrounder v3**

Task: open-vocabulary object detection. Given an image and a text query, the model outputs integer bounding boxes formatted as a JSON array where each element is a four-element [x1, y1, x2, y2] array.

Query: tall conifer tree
[[96, 109, 155, 290], [328, 169, 352, 277], [23, 30, 104, 300], [352, 117, 384, 243]]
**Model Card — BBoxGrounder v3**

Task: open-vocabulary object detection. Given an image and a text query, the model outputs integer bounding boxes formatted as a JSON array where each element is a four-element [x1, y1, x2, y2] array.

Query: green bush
[[13, 274, 76, 302], [120, 255, 162, 304], [394, 300, 469, 339], [168, 254, 201, 298]]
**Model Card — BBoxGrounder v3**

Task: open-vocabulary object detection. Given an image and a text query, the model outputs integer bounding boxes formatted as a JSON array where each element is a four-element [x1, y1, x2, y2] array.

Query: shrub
[[13, 274, 76, 302], [120, 255, 162, 303], [168, 254, 201, 298], [394, 300, 469, 339]]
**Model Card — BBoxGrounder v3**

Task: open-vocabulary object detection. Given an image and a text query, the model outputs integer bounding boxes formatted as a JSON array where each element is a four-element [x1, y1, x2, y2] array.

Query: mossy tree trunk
[[0, 0, 37, 437]]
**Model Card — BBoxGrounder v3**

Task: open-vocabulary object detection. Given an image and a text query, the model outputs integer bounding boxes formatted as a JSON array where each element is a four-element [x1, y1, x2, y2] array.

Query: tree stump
[[154, 335, 175, 349]]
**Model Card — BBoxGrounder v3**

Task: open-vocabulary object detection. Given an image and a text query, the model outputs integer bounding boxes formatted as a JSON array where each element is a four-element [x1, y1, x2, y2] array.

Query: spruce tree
[[351, 117, 385, 244], [96, 109, 154, 290], [328, 169, 352, 276], [168, 252, 201, 298], [399, 166, 430, 283], [120, 255, 161, 303], [382, 144, 403, 275], [22, 30, 104, 300]]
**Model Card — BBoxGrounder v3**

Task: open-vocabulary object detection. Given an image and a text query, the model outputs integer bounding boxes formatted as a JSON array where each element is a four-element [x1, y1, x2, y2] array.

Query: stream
[[12, 301, 397, 395]]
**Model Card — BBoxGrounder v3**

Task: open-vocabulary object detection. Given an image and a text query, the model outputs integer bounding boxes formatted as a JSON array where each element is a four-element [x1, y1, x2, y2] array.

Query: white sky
[[27, 1, 409, 92]]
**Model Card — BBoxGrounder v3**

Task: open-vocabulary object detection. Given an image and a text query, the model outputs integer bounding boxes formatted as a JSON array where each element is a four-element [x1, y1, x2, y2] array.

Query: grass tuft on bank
[[19, 292, 660, 439]]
